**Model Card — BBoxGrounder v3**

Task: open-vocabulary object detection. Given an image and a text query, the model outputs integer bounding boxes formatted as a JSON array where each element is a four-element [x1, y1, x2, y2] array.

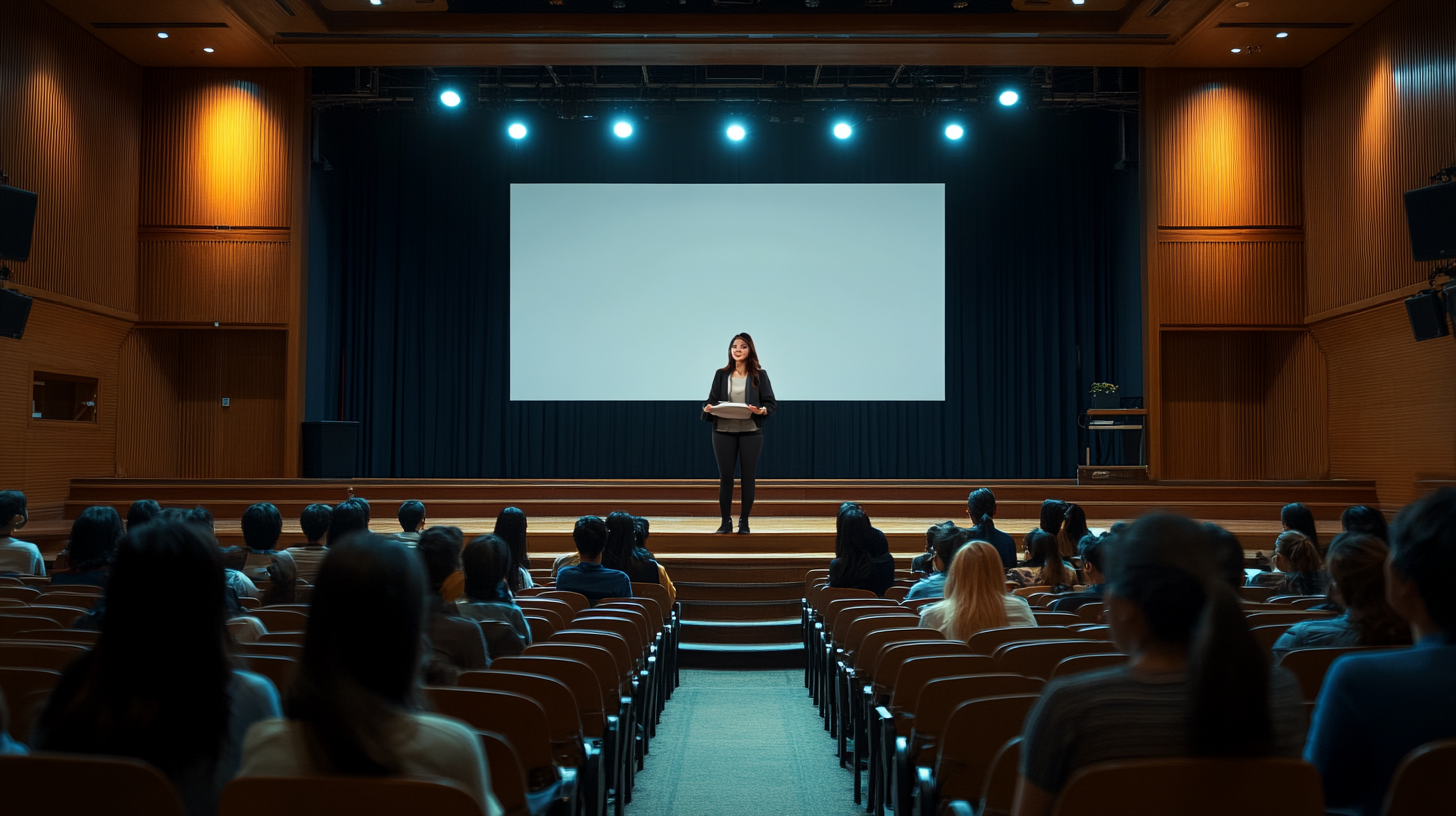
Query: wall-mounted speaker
[[0, 185, 39, 262], [0, 287, 32, 340], [1405, 289, 1449, 342], [1404, 181, 1456, 262]]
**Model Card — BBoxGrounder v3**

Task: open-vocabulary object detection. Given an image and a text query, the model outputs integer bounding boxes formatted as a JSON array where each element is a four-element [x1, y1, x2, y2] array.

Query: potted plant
[[1089, 383, 1120, 410]]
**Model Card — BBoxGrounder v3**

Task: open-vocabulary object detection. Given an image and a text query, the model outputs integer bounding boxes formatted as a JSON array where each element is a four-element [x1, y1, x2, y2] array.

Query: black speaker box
[[0, 287, 32, 340], [301, 421, 360, 479], [0, 185, 39, 262], [1404, 181, 1456, 262], [1405, 289, 1449, 342]]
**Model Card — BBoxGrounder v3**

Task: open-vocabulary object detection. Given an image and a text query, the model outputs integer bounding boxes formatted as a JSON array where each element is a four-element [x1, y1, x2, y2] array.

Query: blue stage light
[[726, 124, 746, 142], [945, 124, 965, 140], [614, 121, 633, 138], [439, 90, 462, 108], [508, 123, 527, 140], [998, 90, 1019, 107], [833, 122, 852, 140]]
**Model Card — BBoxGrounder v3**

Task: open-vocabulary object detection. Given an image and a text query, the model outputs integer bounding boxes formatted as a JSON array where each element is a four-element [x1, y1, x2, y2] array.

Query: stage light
[[726, 124, 746, 141], [945, 124, 965, 141], [614, 121, 633, 138], [203, 47, 214, 53], [370, 0, 382, 5], [1276, 31, 1289, 38], [998, 90, 1019, 107], [508, 123, 527, 140], [1072, 0, 1085, 4], [833, 122, 852, 140], [157, 32, 169, 39], [439, 90, 462, 108]]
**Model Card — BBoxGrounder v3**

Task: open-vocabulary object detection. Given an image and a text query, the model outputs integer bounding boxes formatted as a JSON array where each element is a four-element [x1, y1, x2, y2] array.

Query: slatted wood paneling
[[116, 329, 182, 478], [138, 235, 291, 324], [1156, 236, 1305, 326], [179, 331, 288, 478], [0, 0, 140, 312], [1303, 1, 1456, 315], [1262, 331, 1330, 480]]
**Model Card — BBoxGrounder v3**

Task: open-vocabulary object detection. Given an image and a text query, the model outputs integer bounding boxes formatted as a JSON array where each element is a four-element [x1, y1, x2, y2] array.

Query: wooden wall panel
[[179, 331, 288, 478], [1314, 303, 1456, 506], [138, 237, 291, 324], [1156, 238, 1305, 325], [115, 329, 181, 478], [0, 0, 139, 312], [1147, 69, 1303, 229], [1304, 1, 1456, 315], [1262, 331, 1330, 480], [141, 69, 298, 229]]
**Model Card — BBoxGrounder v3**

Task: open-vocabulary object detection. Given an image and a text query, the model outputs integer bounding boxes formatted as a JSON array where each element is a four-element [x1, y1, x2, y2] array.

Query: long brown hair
[[719, 332, 762, 386], [935, 541, 1010, 641], [1327, 533, 1412, 648]]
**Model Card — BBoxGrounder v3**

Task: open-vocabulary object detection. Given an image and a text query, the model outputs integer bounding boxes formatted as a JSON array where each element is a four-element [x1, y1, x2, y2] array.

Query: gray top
[[716, 375, 759, 433]]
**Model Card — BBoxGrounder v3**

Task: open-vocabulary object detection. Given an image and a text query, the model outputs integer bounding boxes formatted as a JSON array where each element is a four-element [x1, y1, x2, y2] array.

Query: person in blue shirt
[[1048, 532, 1112, 612], [557, 516, 633, 606], [1305, 487, 1456, 816], [905, 525, 970, 601], [966, 488, 1018, 570]]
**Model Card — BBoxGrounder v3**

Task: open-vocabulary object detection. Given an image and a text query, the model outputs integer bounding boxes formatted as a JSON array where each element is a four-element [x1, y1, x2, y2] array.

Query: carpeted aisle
[[624, 669, 868, 816]]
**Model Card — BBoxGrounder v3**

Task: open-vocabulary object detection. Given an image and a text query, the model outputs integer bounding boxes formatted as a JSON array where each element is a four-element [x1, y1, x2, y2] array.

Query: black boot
[[716, 518, 734, 534], [737, 517, 751, 534]]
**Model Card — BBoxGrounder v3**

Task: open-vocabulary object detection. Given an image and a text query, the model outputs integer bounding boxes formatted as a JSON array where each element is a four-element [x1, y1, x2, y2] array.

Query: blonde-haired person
[[1248, 531, 1327, 596], [919, 540, 1036, 641]]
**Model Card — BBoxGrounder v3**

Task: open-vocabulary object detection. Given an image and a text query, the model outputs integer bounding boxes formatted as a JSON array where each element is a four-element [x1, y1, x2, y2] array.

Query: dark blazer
[[701, 368, 778, 430]]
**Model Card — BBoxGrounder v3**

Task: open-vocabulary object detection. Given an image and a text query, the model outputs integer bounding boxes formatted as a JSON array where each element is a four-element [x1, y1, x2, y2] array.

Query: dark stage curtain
[[308, 104, 1142, 479]]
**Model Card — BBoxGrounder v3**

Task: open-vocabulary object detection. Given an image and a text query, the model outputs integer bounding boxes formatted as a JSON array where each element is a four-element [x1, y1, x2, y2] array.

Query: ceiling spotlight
[[439, 90, 462, 108], [203, 47, 214, 53], [508, 123, 527, 140], [726, 124, 746, 141], [1231, 47, 1242, 53], [945, 124, 965, 140], [1072, 0, 1085, 4], [833, 122, 852, 140], [157, 32, 169, 39], [370, 0, 382, 4], [1276, 31, 1289, 38], [998, 90, 1020, 106], [613, 121, 633, 138]]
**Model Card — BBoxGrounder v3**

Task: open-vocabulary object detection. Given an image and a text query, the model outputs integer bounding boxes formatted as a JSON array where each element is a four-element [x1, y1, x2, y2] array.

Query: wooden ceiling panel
[[43, 0, 298, 66]]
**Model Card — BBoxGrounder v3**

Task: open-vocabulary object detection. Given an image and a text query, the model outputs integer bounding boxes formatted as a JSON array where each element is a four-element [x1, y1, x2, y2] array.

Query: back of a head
[[184, 505, 214, 532], [1062, 503, 1090, 541], [126, 499, 161, 530], [932, 525, 968, 572], [1280, 502, 1320, 549], [397, 500, 425, 532], [1038, 500, 1068, 535], [602, 511, 638, 570], [300, 503, 333, 543], [573, 515, 608, 560], [1202, 523, 1247, 590], [68, 506, 125, 571], [1389, 487, 1456, 634], [462, 533, 513, 602], [1274, 531, 1322, 574], [241, 502, 283, 552], [493, 505, 529, 556], [633, 516, 651, 548], [942, 540, 1010, 636], [1341, 505, 1389, 542], [1326, 533, 1410, 646], [1030, 529, 1071, 586], [0, 490, 27, 527], [1078, 532, 1110, 577], [289, 534, 426, 775], [967, 488, 997, 525], [836, 506, 875, 561], [1106, 514, 1271, 757], [416, 526, 465, 594], [329, 498, 371, 544]]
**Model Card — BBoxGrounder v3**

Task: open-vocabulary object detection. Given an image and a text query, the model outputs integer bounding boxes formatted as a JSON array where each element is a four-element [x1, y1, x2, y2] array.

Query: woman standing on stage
[[702, 333, 777, 534]]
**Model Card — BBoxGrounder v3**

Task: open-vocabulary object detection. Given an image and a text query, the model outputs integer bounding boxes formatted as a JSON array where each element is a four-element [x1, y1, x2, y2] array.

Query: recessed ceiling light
[[1276, 31, 1289, 38], [1231, 48, 1242, 53], [157, 32, 169, 39], [203, 47, 214, 53], [370, 0, 382, 5]]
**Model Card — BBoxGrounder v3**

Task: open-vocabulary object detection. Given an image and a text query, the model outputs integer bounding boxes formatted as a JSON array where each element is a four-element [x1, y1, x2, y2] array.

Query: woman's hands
[[747, 405, 767, 415], [704, 405, 714, 413]]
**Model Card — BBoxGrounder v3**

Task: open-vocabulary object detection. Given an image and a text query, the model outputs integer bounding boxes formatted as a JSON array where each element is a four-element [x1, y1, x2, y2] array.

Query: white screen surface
[[510, 183, 944, 401]]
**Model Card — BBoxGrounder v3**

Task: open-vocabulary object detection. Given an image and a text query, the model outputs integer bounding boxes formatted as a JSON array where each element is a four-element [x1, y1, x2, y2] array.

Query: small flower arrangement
[[1089, 383, 1119, 395]]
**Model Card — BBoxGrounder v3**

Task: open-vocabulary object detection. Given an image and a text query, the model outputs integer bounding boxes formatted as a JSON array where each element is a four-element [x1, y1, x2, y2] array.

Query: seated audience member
[[967, 488, 1018, 570], [1057, 503, 1091, 559], [1010, 514, 1306, 816], [827, 503, 896, 597], [1201, 522, 1248, 589], [240, 502, 284, 580], [456, 533, 533, 646], [286, 503, 333, 584], [1272, 533, 1411, 659], [396, 500, 426, 544], [1248, 531, 1327, 596], [557, 516, 633, 606], [494, 506, 534, 594], [35, 519, 281, 816], [238, 534, 503, 816], [1341, 505, 1389, 542], [258, 550, 297, 607], [0, 490, 44, 576], [416, 526, 490, 682], [910, 522, 948, 575], [1021, 499, 1069, 565], [920, 540, 1036, 641], [1306, 488, 1456, 816], [1048, 532, 1111, 612], [634, 516, 677, 606], [603, 511, 666, 585], [185, 505, 214, 532], [51, 506, 124, 587], [905, 524, 968, 601], [1007, 530, 1077, 590], [329, 497, 371, 543], [1281, 501, 1323, 557], [126, 499, 161, 531]]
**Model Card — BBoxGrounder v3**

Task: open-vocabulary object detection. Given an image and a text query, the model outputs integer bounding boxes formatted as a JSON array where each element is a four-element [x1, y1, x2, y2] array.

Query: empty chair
[[1033, 612, 1083, 627], [479, 729, 533, 816], [993, 640, 1121, 681], [1051, 757, 1324, 816], [220, 776, 484, 816], [978, 737, 1022, 816], [1048, 653, 1127, 680], [0, 614, 62, 638], [536, 591, 590, 616], [967, 626, 1080, 656], [257, 630, 307, 645], [0, 641, 89, 672], [1384, 740, 1456, 816], [0, 754, 185, 816], [11, 628, 100, 645], [248, 608, 309, 632], [1245, 610, 1337, 628], [0, 666, 62, 741], [1278, 646, 1395, 703], [917, 694, 1041, 816], [525, 616, 558, 644], [425, 686, 568, 810], [461, 670, 588, 768], [0, 586, 41, 602]]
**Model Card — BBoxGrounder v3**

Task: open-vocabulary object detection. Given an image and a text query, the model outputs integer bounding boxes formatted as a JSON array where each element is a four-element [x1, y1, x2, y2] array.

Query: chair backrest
[[824, 599, 898, 637], [1033, 612, 1083, 627], [237, 654, 297, 691], [482, 654, 613, 727], [869, 639, 963, 698], [516, 604, 568, 632], [966, 626, 1077, 655], [570, 614, 644, 659], [426, 687, 557, 787], [1049, 653, 1128, 679], [598, 599, 664, 635], [885, 585, 910, 602], [1270, 596, 1330, 609], [887, 654, 997, 712], [842, 614, 922, 658], [1012, 586, 1052, 598], [934, 694, 1042, 802], [249, 608, 309, 632], [1250, 624, 1295, 651], [1384, 739, 1456, 816], [220, 775, 484, 816], [478, 730, 531, 816], [1076, 604, 1105, 623], [524, 616, 557, 644], [550, 629, 633, 686], [900, 598, 939, 612], [628, 583, 674, 620], [234, 641, 302, 658], [1277, 646, 1396, 703], [12, 628, 100, 645], [914, 681, 1040, 746], [462, 670, 584, 766], [522, 642, 620, 715], [855, 627, 935, 674], [0, 640, 89, 671], [0, 586, 42, 603], [0, 614, 64, 638], [258, 630, 307, 645], [993, 640, 1122, 680], [34, 591, 101, 609], [804, 568, 831, 586], [535, 590, 589, 616], [585, 605, 654, 645], [1239, 585, 1276, 603], [0, 666, 62, 739], [1052, 757, 1324, 816], [516, 598, 575, 627], [1245, 611, 1336, 627], [0, 753, 185, 816], [816, 587, 879, 614], [978, 737, 1023, 816]]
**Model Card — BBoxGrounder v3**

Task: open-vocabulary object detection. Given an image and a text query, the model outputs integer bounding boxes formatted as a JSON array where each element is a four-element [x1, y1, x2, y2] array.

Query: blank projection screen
[[510, 183, 945, 401]]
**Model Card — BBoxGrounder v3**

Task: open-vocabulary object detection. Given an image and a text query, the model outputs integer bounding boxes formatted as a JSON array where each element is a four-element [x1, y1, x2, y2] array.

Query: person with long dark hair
[[1057, 503, 1091, 558], [35, 520, 282, 816], [634, 516, 677, 605], [493, 506, 533, 593], [238, 534, 503, 816], [1010, 515, 1305, 816], [1281, 502, 1322, 556], [1271, 533, 1412, 659], [603, 511, 663, 584], [1020, 499, 1068, 564], [1007, 530, 1076, 590], [966, 488, 1017, 569], [456, 533, 532, 645], [827, 503, 895, 597], [51, 505, 124, 587], [125, 499, 161, 531], [1248, 531, 1327, 596], [1341, 505, 1389, 542], [416, 526, 490, 681], [702, 332, 777, 534]]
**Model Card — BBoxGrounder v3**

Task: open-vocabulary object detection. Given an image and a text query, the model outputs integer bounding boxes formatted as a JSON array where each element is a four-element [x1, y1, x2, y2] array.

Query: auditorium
[[1, 0, 1454, 814]]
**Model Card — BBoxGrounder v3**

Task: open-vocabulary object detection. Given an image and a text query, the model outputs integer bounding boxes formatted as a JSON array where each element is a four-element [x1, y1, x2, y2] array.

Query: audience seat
[[1384, 739, 1456, 816], [1250, 624, 1295, 651], [0, 640, 88, 671], [220, 776, 484, 816], [525, 616, 558, 644], [1049, 653, 1127, 679], [0, 615, 64, 638], [236, 654, 297, 691], [1012, 586, 1052, 598], [426, 686, 573, 814], [1076, 604, 1105, 623], [0, 666, 61, 740], [885, 586, 911, 602], [993, 640, 1122, 681], [234, 641, 301, 658], [1238, 586, 1276, 603], [0, 753, 185, 816], [11, 628, 99, 645], [900, 598, 938, 612], [1032, 612, 1083, 627], [536, 591, 590, 616], [478, 730, 533, 816], [977, 736, 1022, 816], [248, 608, 308, 632], [916, 694, 1040, 816], [257, 631, 307, 645], [966, 626, 1081, 656], [35, 592, 101, 610], [517, 599, 575, 629], [1245, 610, 1336, 627], [1051, 757, 1324, 816], [461, 670, 588, 767], [1278, 646, 1399, 703]]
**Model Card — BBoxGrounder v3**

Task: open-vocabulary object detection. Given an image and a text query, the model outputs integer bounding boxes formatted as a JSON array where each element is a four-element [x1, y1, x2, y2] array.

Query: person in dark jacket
[[701, 332, 777, 534], [965, 488, 1017, 569], [827, 503, 895, 597]]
